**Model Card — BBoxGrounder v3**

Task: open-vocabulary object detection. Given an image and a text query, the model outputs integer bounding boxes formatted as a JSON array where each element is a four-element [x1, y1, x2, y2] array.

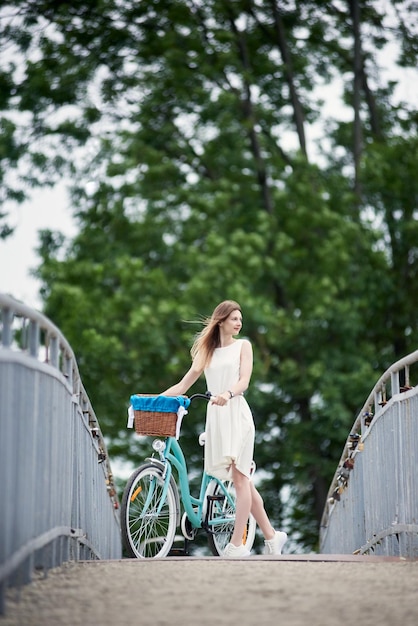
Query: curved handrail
[[1, 292, 122, 614], [0, 293, 118, 508], [320, 348, 418, 533], [2, 292, 81, 377]]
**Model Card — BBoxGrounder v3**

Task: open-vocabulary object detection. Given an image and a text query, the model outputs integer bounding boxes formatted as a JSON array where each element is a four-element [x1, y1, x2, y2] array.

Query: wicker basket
[[134, 409, 177, 437], [131, 394, 189, 437]]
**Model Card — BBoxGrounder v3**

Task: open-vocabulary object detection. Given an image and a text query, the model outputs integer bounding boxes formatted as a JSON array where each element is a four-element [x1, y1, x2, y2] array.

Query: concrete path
[[2, 555, 418, 626]]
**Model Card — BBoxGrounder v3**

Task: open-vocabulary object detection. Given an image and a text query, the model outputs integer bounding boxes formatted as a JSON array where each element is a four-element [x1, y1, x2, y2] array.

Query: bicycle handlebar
[[188, 391, 213, 403]]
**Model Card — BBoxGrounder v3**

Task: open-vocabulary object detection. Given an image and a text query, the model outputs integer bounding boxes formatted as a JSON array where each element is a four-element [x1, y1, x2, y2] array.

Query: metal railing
[[0, 294, 121, 614], [320, 350, 418, 557]]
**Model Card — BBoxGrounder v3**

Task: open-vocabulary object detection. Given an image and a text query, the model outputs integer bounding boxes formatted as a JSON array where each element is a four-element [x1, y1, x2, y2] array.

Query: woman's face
[[221, 309, 242, 335]]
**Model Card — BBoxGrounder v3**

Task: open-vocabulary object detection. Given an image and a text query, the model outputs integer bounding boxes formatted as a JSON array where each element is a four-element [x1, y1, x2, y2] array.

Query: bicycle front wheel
[[206, 480, 256, 556], [121, 463, 178, 558]]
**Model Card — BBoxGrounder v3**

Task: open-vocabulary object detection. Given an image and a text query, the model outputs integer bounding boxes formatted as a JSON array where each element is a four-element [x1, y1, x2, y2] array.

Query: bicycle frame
[[153, 436, 236, 531]]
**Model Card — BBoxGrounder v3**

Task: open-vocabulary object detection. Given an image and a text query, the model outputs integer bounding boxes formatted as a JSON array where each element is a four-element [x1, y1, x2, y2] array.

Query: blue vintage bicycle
[[121, 392, 256, 558]]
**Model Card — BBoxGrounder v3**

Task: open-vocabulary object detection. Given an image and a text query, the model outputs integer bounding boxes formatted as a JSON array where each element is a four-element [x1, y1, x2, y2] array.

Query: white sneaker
[[264, 531, 288, 555], [223, 543, 251, 558]]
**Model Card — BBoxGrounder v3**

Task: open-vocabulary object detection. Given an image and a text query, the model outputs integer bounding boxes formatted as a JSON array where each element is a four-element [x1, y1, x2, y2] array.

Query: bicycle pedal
[[207, 495, 225, 502], [169, 547, 189, 556]]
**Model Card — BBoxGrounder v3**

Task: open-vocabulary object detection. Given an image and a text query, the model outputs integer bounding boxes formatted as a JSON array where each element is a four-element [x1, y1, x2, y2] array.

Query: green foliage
[[2, 0, 418, 551]]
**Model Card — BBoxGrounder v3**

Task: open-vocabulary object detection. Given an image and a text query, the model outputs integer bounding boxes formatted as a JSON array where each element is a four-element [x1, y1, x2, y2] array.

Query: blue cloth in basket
[[130, 395, 191, 412]]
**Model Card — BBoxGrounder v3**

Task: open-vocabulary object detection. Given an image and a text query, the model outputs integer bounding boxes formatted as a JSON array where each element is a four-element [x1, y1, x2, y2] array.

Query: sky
[[0, 182, 76, 309]]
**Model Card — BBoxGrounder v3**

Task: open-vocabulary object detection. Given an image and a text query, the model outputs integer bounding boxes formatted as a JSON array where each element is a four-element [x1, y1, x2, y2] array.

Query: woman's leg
[[229, 465, 288, 554], [249, 481, 275, 540], [230, 464, 252, 546], [250, 482, 288, 554]]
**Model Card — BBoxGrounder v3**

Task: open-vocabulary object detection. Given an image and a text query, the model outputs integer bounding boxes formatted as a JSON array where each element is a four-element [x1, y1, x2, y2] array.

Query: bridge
[[1, 293, 417, 619], [320, 350, 418, 557], [0, 294, 121, 615]]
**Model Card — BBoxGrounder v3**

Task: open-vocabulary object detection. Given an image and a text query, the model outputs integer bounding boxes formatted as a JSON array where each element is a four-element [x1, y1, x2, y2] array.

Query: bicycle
[[121, 392, 256, 558]]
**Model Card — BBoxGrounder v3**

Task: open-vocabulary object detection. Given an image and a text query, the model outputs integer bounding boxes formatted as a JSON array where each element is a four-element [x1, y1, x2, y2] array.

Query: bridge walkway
[[3, 555, 417, 626]]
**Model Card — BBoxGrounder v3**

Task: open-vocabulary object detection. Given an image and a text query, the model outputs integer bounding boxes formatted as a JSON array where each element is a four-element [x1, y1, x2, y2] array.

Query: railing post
[[50, 335, 59, 368], [404, 364, 410, 388], [65, 354, 73, 386], [28, 320, 39, 357], [1, 308, 13, 347], [391, 371, 400, 396]]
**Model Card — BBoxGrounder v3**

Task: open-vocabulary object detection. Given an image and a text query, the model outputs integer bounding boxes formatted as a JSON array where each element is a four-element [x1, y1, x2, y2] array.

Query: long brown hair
[[191, 300, 242, 370]]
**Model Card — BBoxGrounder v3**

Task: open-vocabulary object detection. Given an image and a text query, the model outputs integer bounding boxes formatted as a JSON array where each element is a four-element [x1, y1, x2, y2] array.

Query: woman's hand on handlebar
[[188, 391, 213, 403], [210, 391, 230, 406]]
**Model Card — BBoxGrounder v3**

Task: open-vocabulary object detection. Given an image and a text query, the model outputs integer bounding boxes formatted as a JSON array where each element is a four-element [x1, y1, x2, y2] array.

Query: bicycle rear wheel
[[121, 463, 178, 558], [206, 480, 256, 556]]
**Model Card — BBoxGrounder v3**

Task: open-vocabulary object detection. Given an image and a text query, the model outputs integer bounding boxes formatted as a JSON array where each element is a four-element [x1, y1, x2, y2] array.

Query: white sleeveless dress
[[203, 339, 255, 480]]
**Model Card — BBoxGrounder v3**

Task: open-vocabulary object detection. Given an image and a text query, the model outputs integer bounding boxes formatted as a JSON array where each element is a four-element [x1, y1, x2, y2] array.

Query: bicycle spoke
[[121, 464, 177, 558]]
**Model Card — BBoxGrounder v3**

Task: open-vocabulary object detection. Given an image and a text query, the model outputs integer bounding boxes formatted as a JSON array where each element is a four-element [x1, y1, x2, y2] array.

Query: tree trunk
[[350, 0, 363, 202], [271, 0, 307, 158], [229, 15, 275, 214]]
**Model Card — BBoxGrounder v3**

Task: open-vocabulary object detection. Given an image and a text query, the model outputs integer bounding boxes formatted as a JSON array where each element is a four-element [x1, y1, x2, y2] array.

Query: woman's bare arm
[[162, 363, 203, 396]]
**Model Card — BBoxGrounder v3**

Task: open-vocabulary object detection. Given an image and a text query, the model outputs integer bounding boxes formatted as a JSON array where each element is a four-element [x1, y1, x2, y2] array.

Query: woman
[[162, 300, 288, 557]]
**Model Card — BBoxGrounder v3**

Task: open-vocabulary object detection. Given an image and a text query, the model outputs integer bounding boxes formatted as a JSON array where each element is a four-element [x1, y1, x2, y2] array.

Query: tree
[[1, 0, 417, 550]]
